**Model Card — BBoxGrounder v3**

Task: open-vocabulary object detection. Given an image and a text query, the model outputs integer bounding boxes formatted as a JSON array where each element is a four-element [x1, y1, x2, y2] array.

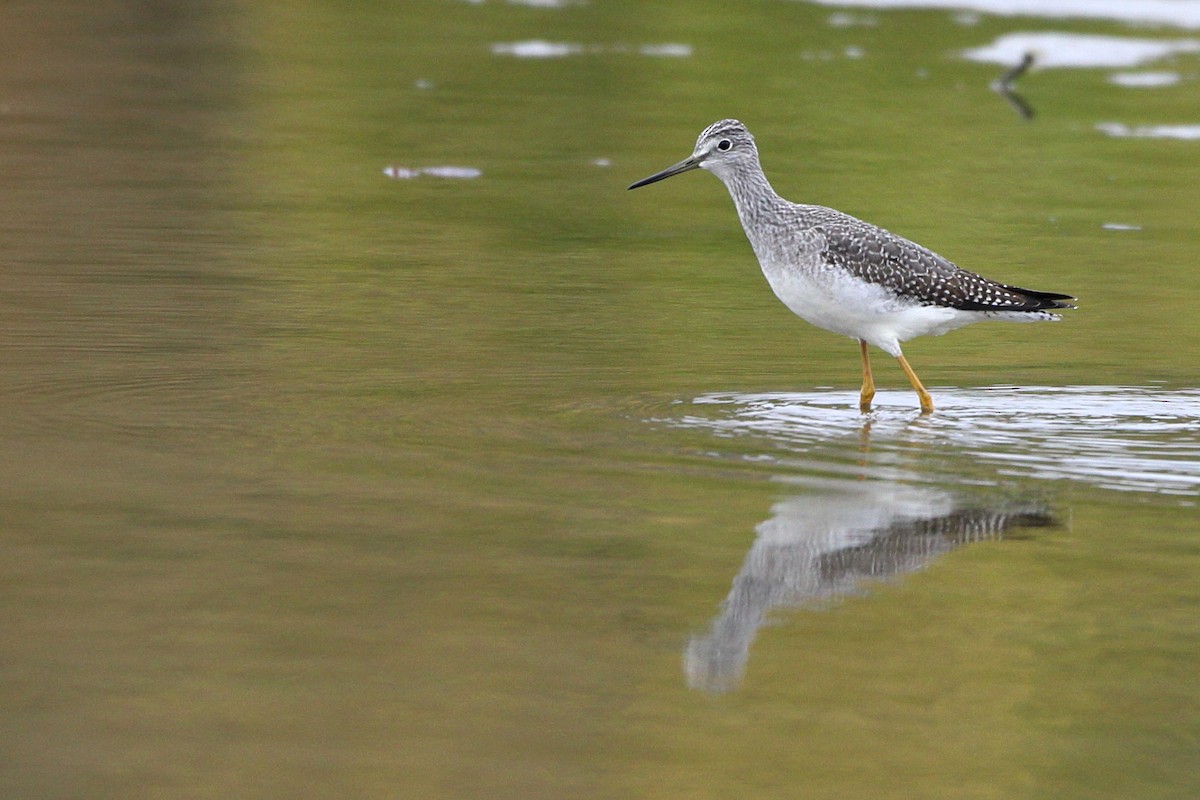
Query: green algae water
[[2, 2, 1198, 798]]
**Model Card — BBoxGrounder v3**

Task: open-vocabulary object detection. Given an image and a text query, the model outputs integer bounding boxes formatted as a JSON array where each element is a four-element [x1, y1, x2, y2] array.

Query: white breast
[[757, 256, 977, 357]]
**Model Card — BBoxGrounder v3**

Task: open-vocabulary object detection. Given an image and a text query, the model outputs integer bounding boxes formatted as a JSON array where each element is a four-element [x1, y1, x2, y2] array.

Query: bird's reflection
[[990, 51, 1036, 120], [684, 481, 1055, 693], [993, 82, 1035, 120]]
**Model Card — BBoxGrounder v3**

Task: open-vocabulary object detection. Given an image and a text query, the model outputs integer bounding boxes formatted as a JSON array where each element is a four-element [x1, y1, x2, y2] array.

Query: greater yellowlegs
[[628, 119, 1074, 414]]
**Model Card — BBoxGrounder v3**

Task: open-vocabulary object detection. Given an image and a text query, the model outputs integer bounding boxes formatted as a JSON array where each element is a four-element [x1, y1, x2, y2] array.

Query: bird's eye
[[717, 139, 732, 151]]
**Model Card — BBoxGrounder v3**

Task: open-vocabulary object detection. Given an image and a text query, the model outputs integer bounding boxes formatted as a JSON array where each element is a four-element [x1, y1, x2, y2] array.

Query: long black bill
[[627, 155, 701, 190]]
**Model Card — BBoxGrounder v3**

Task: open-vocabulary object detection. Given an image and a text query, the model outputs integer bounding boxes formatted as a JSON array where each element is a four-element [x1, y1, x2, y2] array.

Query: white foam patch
[[464, 0, 585, 6], [491, 40, 581, 58], [1108, 71, 1183, 87], [1097, 122, 1200, 140], [638, 43, 693, 57], [962, 32, 1200, 69], [491, 40, 692, 58], [383, 166, 483, 179], [800, 0, 1200, 29]]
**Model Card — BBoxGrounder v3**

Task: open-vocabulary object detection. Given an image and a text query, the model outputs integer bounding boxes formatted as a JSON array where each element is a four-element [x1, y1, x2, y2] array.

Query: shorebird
[[628, 119, 1074, 414]]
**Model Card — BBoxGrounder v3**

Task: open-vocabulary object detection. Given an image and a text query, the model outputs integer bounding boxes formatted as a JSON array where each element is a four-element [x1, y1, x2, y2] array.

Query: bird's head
[[628, 119, 759, 189]]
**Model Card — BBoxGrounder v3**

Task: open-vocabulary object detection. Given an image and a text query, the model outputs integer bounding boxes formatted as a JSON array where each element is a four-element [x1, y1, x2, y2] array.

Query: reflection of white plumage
[[684, 482, 1053, 693], [630, 119, 1074, 414]]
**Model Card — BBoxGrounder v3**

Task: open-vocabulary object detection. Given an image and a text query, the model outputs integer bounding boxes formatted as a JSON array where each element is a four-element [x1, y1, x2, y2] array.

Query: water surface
[[2, 1, 1199, 798]]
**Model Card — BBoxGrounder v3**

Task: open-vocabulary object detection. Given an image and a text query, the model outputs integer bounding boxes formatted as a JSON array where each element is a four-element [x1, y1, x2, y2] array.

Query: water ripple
[[664, 386, 1200, 497]]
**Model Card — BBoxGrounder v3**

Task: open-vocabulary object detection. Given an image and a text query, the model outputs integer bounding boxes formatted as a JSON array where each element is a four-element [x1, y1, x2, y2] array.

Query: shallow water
[[675, 386, 1200, 494], [3, 1, 1200, 798]]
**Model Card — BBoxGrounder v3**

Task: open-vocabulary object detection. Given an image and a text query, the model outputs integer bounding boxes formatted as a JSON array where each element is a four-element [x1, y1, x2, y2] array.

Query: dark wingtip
[[1028, 290, 1076, 310], [952, 287, 1076, 313], [1007, 286, 1076, 311]]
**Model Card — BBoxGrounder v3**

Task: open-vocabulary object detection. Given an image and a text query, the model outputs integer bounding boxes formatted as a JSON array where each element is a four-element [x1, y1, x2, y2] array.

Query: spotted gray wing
[[815, 219, 1073, 312]]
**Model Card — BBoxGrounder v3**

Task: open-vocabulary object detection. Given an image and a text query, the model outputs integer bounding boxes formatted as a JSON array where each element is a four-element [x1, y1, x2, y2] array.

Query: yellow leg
[[858, 339, 875, 413], [895, 354, 934, 414]]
